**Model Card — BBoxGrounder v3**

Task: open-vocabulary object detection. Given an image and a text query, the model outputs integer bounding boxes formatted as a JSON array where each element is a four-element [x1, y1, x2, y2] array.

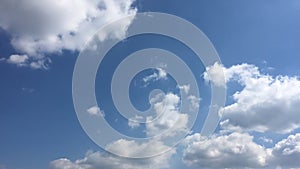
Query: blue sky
[[1, 0, 300, 169]]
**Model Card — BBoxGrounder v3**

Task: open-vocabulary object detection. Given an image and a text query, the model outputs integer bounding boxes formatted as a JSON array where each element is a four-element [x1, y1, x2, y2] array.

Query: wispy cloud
[[143, 68, 168, 84]]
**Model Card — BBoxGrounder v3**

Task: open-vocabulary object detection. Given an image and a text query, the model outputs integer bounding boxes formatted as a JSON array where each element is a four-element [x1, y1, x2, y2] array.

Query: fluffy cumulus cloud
[[182, 132, 268, 168], [182, 132, 300, 168], [50, 129, 176, 168], [106, 139, 175, 158], [180, 62, 300, 168], [203, 62, 226, 87], [6, 54, 28, 65], [126, 92, 191, 136], [205, 63, 300, 134], [268, 133, 300, 168], [0, 0, 137, 68], [50, 140, 175, 169], [51, 128, 176, 168], [51, 62, 300, 169], [146, 93, 189, 137], [86, 105, 104, 117]]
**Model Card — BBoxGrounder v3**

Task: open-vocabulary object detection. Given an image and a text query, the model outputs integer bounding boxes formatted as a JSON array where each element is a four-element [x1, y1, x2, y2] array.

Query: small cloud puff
[[86, 106, 104, 117]]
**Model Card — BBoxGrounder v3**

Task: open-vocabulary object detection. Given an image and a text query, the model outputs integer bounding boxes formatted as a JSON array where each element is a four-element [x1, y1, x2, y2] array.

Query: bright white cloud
[[209, 63, 300, 134], [146, 93, 189, 138], [143, 68, 168, 84], [106, 139, 175, 158], [51, 132, 300, 169], [51, 122, 176, 167], [86, 106, 104, 117], [182, 132, 268, 168], [50, 158, 84, 169], [6, 54, 28, 66], [52, 61, 300, 169], [203, 62, 226, 87], [182, 132, 300, 168], [0, 0, 137, 68], [6, 54, 50, 69], [50, 141, 175, 169], [268, 133, 300, 168], [204, 62, 261, 87]]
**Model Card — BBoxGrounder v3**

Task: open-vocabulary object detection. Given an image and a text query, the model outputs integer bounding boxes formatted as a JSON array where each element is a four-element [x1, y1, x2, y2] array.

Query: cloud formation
[[51, 132, 300, 169], [143, 68, 168, 84], [106, 139, 175, 158], [177, 84, 190, 94], [182, 132, 268, 168], [0, 0, 137, 69], [146, 93, 189, 137], [179, 62, 300, 168], [268, 133, 300, 168], [86, 106, 104, 117], [182, 132, 300, 169], [205, 63, 300, 134], [128, 115, 143, 129], [52, 62, 300, 168], [50, 143, 175, 169]]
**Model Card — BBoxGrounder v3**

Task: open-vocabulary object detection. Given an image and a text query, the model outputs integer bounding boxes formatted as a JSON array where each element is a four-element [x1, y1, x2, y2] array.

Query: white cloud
[[50, 158, 84, 169], [146, 93, 189, 138], [224, 63, 260, 84], [50, 132, 300, 169], [106, 139, 175, 158], [51, 62, 300, 169], [182, 132, 268, 168], [203, 62, 226, 87], [186, 62, 300, 168], [267, 133, 300, 168], [259, 136, 273, 144], [6, 54, 28, 66], [213, 63, 300, 134], [157, 68, 167, 79], [182, 132, 300, 168], [86, 106, 104, 117], [128, 115, 143, 129], [143, 68, 168, 84], [50, 141, 175, 169], [0, 0, 137, 68], [177, 84, 190, 94], [187, 95, 200, 111], [6, 54, 51, 69], [204, 62, 261, 87]]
